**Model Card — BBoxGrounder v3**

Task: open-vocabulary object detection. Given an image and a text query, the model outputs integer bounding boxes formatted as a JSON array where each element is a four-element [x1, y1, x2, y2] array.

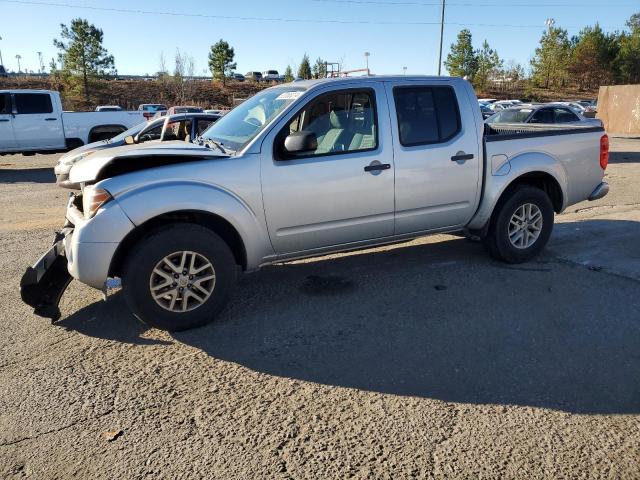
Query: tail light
[[600, 134, 609, 170]]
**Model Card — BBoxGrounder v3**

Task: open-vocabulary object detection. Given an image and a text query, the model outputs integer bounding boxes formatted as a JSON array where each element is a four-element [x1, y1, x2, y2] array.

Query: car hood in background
[[68, 141, 229, 185]]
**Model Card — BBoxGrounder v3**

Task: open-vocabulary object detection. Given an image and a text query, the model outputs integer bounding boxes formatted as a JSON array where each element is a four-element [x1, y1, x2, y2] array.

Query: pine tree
[[208, 39, 236, 86], [297, 54, 312, 80], [284, 65, 294, 82], [616, 13, 640, 84], [444, 29, 478, 80], [53, 18, 116, 100], [530, 26, 571, 88], [474, 40, 502, 90]]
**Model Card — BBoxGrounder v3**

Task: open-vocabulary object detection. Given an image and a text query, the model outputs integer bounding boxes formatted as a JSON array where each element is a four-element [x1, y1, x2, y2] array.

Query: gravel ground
[[1, 138, 639, 479]]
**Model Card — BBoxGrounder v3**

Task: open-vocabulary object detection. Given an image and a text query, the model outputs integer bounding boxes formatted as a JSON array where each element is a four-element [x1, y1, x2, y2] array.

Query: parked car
[[479, 103, 494, 120], [95, 105, 123, 112], [54, 113, 222, 188], [167, 106, 203, 114], [138, 103, 168, 120], [489, 100, 521, 111], [486, 104, 603, 127], [262, 70, 280, 81], [477, 98, 497, 104], [245, 71, 263, 82], [0, 90, 144, 155], [21, 76, 609, 331], [0, 65, 7, 78], [231, 73, 245, 82]]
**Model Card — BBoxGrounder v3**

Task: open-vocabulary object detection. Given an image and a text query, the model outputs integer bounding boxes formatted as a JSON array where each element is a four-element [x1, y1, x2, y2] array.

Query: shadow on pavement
[[0, 168, 56, 184], [609, 150, 640, 164], [58, 221, 640, 414]]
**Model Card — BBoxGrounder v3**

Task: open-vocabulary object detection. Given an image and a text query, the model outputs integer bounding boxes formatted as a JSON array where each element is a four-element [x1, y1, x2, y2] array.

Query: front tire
[[122, 224, 237, 331], [483, 186, 554, 264]]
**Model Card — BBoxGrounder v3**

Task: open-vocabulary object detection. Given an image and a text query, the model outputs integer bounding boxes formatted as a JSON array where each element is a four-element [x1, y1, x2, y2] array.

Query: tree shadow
[[58, 220, 640, 414], [0, 168, 55, 183]]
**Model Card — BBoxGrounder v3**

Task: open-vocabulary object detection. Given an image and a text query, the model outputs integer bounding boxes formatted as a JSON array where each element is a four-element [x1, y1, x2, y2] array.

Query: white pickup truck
[[0, 89, 144, 155], [21, 76, 609, 331]]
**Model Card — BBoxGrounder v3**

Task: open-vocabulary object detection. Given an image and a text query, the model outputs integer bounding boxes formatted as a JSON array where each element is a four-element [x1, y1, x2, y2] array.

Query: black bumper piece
[[20, 237, 72, 321]]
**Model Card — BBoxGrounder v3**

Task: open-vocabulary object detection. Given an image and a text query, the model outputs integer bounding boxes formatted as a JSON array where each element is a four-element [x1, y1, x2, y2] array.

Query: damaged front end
[[20, 228, 74, 321]]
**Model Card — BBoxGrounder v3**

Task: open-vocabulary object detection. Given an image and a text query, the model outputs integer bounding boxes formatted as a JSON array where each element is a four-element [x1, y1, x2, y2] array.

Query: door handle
[[451, 152, 474, 162], [364, 163, 391, 172], [0, 118, 9, 122], [45, 118, 57, 121]]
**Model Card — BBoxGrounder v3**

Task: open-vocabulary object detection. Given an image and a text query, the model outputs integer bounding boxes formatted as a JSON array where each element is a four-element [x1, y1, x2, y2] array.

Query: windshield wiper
[[197, 137, 230, 155]]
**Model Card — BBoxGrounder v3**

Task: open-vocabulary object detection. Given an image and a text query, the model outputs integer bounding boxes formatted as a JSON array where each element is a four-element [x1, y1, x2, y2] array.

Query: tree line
[[445, 11, 640, 92]]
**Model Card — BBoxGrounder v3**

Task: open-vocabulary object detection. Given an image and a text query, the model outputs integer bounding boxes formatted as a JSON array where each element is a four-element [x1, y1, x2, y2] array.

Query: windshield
[[486, 109, 532, 124], [200, 87, 305, 152]]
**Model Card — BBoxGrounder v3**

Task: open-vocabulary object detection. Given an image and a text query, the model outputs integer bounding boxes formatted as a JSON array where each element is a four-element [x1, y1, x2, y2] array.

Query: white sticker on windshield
[[276, 91, 303, 101]]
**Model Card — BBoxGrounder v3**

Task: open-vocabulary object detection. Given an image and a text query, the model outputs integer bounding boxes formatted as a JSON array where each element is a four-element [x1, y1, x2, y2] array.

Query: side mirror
[[124, 135, 135, 145], [283, 131, 317, 155]]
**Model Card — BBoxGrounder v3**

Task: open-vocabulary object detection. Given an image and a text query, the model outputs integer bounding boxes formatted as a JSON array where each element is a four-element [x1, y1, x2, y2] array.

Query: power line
[[0, 0, 626, 29], [314, 0, 638, 7]]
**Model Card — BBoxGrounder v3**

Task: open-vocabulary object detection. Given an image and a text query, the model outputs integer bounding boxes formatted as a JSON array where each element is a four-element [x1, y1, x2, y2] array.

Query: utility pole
[[403, 66, 407, 75], [15, 54, 21, 73], [0, 36, 4, 67], [37, 51, 44, 74], [437, 0, 446, 75]]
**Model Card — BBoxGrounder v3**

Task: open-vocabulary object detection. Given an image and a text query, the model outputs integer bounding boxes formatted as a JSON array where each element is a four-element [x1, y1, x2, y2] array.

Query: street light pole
[[364, 51, 370, 75], [15, 54, 21, 73], [0, 36, 4, 67], [437, 0, 446, 75], [37, 51, 44, 74]]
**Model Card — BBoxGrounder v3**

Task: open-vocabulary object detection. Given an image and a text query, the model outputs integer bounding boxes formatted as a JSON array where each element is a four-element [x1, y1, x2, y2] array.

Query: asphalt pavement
[[1, 138, 639, 479]]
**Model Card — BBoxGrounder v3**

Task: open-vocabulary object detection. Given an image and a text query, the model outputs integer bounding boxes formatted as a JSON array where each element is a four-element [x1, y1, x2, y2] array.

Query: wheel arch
[[109, 210, 247, 278]]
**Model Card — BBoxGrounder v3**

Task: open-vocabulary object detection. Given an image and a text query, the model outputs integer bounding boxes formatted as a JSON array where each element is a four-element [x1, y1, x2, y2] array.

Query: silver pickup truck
[[21, 76, 609, 331]]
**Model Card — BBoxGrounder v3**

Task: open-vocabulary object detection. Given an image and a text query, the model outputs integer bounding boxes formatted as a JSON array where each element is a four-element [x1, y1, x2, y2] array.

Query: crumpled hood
[[68, 141, 228, 184]]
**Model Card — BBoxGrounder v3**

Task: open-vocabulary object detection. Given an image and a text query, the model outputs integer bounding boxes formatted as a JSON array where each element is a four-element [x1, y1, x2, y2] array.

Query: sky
[[1, 0, 638, 77]]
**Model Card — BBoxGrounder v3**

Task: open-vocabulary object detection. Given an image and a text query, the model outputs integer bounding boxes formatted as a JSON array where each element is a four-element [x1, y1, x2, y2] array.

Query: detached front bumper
[[20, 229, 73, 321]]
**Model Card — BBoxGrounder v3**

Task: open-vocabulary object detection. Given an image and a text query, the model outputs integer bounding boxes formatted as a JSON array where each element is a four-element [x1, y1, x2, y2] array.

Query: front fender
[[114, 180, 274, 269], [467, 151, 568, 230]]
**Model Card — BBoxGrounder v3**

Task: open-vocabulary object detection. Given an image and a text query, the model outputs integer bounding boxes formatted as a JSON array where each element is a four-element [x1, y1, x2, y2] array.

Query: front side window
[[201, 87, 305, 152], [0, 94, 9, 114], [15, 93, 53, 114], [137, 122, 164, 142], [281, 89, 378, 157], [393, 86, 461, 147]]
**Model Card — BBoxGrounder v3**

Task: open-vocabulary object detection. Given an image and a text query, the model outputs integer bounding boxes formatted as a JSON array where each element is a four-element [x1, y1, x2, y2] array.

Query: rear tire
[[483, 186, 554, 264], [122, 223, 237, 331]]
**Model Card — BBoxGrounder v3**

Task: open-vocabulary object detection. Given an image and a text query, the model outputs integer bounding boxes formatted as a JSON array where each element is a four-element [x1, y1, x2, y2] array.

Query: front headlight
[[63, 150, 96, 166], [82, 186, 113, 219]]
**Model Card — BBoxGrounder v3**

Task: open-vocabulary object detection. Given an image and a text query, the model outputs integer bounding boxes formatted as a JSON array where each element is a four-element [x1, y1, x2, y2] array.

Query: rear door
[[0, 93, 16, 151], [12, 93, 65, 149], [386, 80, 481, 234]]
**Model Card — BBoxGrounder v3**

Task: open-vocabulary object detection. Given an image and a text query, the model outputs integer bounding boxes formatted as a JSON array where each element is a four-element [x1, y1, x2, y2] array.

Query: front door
[[12, 92, 65, 150], [386, 81, 481, 234], [0, 93, 16, 151], [261, 84, 395, 254]]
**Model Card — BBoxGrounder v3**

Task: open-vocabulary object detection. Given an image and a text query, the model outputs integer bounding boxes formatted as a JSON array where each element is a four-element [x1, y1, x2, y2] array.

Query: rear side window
[[15, 93, 53, 114], [530, 108, 554, 124], [554, 108, 579, 123], [393, 86, 461, 147]]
